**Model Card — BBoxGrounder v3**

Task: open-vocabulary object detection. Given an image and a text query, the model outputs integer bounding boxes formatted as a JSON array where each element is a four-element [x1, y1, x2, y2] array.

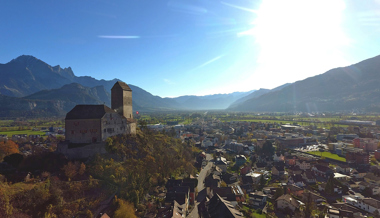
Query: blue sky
[[1, 0, 380, 97]]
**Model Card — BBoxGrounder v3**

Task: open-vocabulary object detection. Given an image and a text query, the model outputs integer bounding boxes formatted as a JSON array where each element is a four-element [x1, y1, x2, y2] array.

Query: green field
[[307, 151, 346, 162], [0, 130, 47, 138]]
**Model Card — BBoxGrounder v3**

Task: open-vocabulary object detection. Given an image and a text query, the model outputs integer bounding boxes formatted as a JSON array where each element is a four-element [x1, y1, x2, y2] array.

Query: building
[[276, 194, 303, 212], [346, 151, 370, 165], [249, 191, 267, 206], [336, 134, 359, 141], [198, 194, 244, 218], [58, 81, 136, 158], [235, 155, 247, 167], [65, 81, 136, 144], [353, 138, 379, 152]]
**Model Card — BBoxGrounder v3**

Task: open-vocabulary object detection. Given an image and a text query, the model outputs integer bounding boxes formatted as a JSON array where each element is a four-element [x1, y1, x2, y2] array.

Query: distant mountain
[[229, 83, 291, 107], [229, 55, 380, 112], [0, 55, 181, 112], [172, 91, 254, 110], [0, 83, 145, 118], [0, 94, 66, 117]]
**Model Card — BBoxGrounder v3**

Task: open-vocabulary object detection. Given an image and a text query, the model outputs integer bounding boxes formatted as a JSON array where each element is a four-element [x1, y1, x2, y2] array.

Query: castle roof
[[112, 81, 132, 91], [65, 105, 116, 120]]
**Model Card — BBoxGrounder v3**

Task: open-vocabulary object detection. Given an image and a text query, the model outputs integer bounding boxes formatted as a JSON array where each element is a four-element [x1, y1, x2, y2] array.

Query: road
[[187, 153, 213, 218]]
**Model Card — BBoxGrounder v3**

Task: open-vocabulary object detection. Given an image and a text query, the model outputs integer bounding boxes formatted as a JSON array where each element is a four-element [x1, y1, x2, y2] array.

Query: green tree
[[325, 174, 335, 195], [273, 187, 284, 200], [259, 175, 266, 189], [304, 191, 315, 218]]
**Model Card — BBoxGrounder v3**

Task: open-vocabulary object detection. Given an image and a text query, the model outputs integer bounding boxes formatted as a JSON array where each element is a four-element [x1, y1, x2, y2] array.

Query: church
[[58, 81, 136, 159], [65, 81, 136, 144]]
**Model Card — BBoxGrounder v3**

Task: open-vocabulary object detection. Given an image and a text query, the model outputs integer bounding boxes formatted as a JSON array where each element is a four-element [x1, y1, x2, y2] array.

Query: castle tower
[[111, 81, 133, 119]]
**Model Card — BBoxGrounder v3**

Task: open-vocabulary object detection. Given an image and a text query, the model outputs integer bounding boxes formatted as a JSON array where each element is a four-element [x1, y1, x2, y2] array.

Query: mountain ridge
[[228, 54, 380, 112]]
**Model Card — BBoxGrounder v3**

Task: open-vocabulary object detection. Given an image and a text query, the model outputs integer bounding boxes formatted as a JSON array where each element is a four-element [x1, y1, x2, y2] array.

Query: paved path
[[188, 154, 213, 218]]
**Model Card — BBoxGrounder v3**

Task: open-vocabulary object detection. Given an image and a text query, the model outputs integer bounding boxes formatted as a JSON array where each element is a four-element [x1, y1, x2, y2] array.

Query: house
[[235, 155, 247, 167], [327, 208, 355, 218], [364, 173, 380, 185], [287, 184, 304, 197], [295, 160, 311, 170], [331, 202, 364, 216], [335, 164, 351, 174], [312, 164, 334, 178], [358, 181, 380, 196], [356, 198, 380, 214], [319, 183, 344, 194], [221, 173, 238, 185], [288, 174, 306, 188], [276, 194, 303, 212], [240, 166, 252, 175], [212, 185, 245, 206], [199, 194, 244, 218], [165, 191, 189, 213], [201, 138, 213, 148], [243, 172, 262, 184], [205, 172, 221, 188], [272, 165, 285, 177], [351, 168, 367, 179], [334, 172, 350, 181], [249, 191, 267, 207], [288, 165, 302, 175], [285, 155, 297, 166], [302, 191, 325, 204], [302, 170, 316, 184], [273, 153, 285, 162], [215, 157, 228, 172], [172, 200, 186, 218], [181, 178, 198, 205], [254, 162, 267, 171]]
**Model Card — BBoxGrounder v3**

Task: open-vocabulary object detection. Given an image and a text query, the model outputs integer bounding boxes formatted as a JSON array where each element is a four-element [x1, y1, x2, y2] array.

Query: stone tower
[[111, 81, 133, 119]]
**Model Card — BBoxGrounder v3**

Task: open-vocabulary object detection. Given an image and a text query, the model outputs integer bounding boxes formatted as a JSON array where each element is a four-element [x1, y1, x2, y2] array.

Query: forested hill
[[229, 54, 380, 112]]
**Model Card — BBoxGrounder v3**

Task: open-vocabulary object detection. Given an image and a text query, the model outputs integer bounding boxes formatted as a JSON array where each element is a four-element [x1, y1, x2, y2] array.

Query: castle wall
[[101, 112, 130, 141], [65, 119, 102, 144], [57, 141, 107, 159]]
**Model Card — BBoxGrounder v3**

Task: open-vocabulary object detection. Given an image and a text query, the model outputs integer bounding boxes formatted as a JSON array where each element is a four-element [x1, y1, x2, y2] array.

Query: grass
[[0, 129, 47, 137], [306, 151, 346, 162], [240, 205, 266, 218]]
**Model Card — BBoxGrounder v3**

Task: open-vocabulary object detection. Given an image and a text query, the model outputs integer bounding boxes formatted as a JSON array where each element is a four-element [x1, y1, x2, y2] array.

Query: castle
[[58, 81, 136, 158]]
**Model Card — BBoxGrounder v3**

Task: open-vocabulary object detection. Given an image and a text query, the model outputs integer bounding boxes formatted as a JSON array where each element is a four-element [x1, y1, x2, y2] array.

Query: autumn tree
[[62, 161, 86, 181], [0, 140, 19, 161], [114, 198, 136, 218]]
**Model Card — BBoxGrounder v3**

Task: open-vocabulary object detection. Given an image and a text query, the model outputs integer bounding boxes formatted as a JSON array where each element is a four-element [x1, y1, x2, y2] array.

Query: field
[[306, 151, 346, 162], [0, 129, 47, 137]]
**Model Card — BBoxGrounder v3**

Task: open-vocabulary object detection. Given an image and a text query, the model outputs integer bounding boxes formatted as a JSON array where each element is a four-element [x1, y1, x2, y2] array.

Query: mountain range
[[1, 54, 380, 117], [0, 55, 254, 116], [228, 54, 380, 112]]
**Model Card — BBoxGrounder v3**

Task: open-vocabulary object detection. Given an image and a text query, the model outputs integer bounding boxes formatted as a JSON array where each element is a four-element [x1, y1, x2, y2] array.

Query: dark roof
[[165, 192, 187, 205], [112, 81, 132, 91], [165, 179, 183, 189], [314, 164, 332, 173], [65, 105, 116, 120], [288, 184, 303, 192], [205, 194, 244, 218]]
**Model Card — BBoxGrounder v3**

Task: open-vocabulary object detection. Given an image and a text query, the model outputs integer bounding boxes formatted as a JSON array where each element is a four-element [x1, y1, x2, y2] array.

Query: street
[[187, 153, 213, 218]]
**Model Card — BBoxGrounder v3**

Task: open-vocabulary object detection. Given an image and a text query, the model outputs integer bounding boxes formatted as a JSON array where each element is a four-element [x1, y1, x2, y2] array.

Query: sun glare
[[243, 0, 350, 89]]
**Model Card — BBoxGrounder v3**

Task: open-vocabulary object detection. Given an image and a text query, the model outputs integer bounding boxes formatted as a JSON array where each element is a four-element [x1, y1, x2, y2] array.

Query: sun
[[240, 0, 350, 89]]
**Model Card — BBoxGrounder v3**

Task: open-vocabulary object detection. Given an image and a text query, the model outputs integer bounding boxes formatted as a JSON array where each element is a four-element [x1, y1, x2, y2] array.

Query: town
[[2, 110, 380, 218]]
